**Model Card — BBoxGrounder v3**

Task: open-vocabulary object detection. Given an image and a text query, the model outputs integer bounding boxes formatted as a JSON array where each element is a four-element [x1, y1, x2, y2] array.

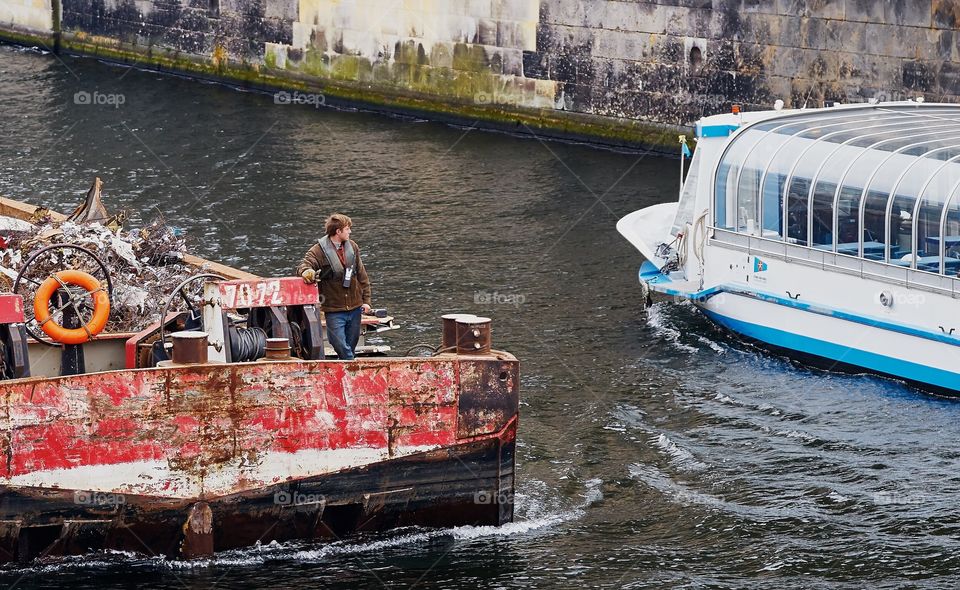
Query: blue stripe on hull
[[701, 309, 960, 392]]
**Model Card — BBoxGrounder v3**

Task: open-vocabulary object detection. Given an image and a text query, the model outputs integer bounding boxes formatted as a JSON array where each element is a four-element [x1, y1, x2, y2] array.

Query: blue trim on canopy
[[697, 124, 739, 138]]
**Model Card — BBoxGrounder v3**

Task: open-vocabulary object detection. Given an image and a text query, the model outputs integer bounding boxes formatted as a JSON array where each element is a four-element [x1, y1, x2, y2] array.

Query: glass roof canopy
[[713, 105, 960, 276]]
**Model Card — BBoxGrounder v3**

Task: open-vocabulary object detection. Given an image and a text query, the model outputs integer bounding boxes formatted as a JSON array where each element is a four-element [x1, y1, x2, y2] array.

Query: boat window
[[760, 172, 785, 237], [714, 122, 784, 230], [811, 181, 836, 248], [916, 163, 960, 273], [885, 141, 960, 264], [862, 190, 888, 256], [786, 178, 810, 245], [715, 162, 734, 229], [835, 186, 861, 247], [737, 167, 762, 234], [888, 193, 917, 263], [835, 141, 900, 258], [944, 195, 960, 277]]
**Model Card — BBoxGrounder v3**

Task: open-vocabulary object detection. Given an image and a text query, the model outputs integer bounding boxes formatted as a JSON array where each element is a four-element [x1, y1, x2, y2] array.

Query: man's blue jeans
[[326, 307, 362, 360]]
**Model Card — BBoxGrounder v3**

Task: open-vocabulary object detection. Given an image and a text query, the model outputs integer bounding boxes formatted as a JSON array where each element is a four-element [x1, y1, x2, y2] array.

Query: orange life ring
[[33, 270, 110, 344]]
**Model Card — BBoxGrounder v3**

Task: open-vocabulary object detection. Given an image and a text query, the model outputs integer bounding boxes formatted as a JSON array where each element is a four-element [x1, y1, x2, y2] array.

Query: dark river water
[[2, 44, 960, 589]]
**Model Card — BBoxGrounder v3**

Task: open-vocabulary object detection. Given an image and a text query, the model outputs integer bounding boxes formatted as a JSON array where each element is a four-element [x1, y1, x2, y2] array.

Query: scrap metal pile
[[0, 179, 207, 333]]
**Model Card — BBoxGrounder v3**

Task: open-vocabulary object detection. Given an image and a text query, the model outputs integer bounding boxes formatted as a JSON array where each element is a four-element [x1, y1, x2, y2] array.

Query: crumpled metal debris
[[0, 190, 210, 333]]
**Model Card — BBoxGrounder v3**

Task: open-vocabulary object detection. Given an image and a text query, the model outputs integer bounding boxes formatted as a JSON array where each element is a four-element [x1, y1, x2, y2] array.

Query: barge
[[0, 196, 518, 561]]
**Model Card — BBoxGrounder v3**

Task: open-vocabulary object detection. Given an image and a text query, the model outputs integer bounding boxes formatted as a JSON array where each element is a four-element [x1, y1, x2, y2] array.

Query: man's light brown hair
[[325, 213, 352, 237]]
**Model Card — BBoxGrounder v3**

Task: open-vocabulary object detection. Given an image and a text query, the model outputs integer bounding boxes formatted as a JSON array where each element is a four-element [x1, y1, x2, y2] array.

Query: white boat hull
[[674, 242, 960, 393]]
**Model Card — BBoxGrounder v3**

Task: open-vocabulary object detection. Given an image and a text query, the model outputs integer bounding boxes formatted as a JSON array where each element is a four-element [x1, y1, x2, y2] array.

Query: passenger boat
[[0, 196, 518, 560], [618, 101, 960, 395]]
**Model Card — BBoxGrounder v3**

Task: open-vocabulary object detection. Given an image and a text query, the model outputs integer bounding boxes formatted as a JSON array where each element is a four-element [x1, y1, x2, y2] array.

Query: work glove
[[301, 269, 316, 284]]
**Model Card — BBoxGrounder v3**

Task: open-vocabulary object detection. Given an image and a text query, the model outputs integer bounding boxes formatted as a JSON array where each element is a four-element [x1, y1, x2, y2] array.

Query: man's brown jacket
[[295, 239, 371, 313]]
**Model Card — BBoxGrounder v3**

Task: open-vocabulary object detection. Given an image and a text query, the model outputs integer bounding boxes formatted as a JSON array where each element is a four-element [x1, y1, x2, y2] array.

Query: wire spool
[[230, 326, 267, 362], [455, 316, 491, 354]]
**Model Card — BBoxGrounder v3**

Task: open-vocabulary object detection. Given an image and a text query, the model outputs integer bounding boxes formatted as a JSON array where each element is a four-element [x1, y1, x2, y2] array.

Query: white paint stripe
[[5, 445, 438, 498]]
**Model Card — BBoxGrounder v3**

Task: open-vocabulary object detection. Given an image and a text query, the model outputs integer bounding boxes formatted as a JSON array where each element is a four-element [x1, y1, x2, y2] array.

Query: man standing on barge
[[297, 213, 372, 360]]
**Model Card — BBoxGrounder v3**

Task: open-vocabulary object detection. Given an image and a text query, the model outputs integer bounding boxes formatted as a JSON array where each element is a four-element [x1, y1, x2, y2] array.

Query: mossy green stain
[[0, 29, 55, 49], [452, 43, 488, 72], [3, 32, 682, 152]]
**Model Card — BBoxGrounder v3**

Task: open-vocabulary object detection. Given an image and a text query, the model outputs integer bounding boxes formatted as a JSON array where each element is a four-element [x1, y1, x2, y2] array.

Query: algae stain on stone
[[212, 44, 227, 70]]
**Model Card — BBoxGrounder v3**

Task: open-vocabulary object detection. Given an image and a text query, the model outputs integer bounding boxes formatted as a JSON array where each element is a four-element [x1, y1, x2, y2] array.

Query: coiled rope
[[230, 326, 267, 362]]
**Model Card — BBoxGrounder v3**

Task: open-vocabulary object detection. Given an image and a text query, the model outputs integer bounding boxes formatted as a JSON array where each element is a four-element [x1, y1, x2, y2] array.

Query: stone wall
[[0, 0, 51, 45], [4, 0, 960, 149]]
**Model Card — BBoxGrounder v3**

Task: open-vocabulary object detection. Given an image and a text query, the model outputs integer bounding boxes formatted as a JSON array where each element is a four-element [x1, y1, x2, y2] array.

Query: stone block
[[538, 22, 592, 52], [865, 23, 936, 59], [591, 28, 643, 61], [265, 0, 296, 22], [429, 39, 454, 68], [807, 0, 844, 19], [937, 60, 960, 96], [597, 1, 647, 33], [341, 27, 380, 56], [522, 49, 548, 77], [822, 19, 868, 54], [477, 17, 497, 45], [493, 0, 537, 22], [633, 2, 669, 34], [933, 0, 960, 28], [291, 21, 315, 49], [844, 0, 886, 23], [884, 0, 932, 27], [516, 18, 536, 50], [467, 0, 492, 19], [534, 78, 558, 104], [452, 41, 490, 70], [940, 30, 956, 61], [548, 51, 578, 82], [765, 45, 803, 78], [738, 12, 778, 45], [539, 0, 586, 27], [264, 41, 286, 67], [902, 59, 936, 92], [501, 46, 524, 74], [442, 14, 478, 44]]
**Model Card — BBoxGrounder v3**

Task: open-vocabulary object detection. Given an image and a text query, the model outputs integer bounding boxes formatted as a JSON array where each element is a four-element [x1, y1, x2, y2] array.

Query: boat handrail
[[710, 227, 960, 298]]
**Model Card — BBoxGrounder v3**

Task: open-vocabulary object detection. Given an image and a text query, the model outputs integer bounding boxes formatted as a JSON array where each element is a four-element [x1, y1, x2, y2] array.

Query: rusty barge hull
[[0, 353, 518, 560]]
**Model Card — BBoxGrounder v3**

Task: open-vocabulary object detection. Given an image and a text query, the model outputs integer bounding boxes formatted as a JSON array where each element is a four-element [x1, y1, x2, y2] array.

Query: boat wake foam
[[645, 302, 726, 355], [652, 433, 707, 472]]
